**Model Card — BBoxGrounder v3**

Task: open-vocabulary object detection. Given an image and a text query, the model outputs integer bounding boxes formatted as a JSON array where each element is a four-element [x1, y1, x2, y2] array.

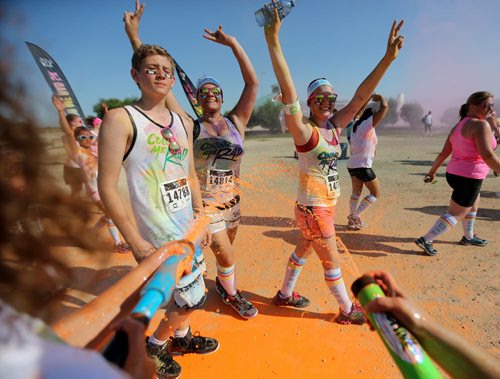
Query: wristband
[[282, 98, 300, 115]]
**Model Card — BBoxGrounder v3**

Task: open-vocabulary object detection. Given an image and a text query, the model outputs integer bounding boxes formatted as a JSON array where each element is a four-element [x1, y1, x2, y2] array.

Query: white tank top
[[297, 125, 342, 207], [122, 105, 194, 247]]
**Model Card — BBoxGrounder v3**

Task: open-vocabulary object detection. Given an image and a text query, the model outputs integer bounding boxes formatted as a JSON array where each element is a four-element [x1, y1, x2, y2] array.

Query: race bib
[[160, 177, 191, 213], [325, 173, 339, 197], [207, 169, 234, 193]]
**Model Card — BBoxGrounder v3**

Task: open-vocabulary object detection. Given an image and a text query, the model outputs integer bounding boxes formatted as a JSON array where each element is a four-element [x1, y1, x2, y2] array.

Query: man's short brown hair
[[131, 44, 174, 72]]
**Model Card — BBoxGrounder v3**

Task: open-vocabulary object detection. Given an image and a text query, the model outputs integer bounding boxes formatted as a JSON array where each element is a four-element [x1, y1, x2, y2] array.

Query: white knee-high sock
[[280, 251, 306, 298], [324, 268, 352, 314], [354, 194, 377, 216], [462, 211, 477, 240], [217, 263, 237, 296], [423, 213, 457, 242], [349, 194, 360, 215]]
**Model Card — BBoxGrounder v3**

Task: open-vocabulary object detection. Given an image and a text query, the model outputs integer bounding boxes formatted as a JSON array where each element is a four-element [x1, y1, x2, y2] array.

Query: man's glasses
[[145, 68, 173, 79], [309, 93, 337, 106], [160, 127, 181, 154], [199, 87, 222, 99], [76, 135, 96, 141]]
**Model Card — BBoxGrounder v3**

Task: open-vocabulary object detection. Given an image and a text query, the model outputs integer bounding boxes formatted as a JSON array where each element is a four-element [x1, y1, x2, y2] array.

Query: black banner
[[174, 59, 203, 119], [26, 42, 87, 125]]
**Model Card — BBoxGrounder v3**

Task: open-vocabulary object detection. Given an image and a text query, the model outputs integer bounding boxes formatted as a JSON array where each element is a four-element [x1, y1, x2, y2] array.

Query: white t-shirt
[[424, 114, 432, 125], [347, 116, 378, 169], [0, 301, 129, 379]]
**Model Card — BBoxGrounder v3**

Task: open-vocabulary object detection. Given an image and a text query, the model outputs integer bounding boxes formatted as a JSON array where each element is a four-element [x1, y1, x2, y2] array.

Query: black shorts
[[63, 165, 84, 186], [347, 167, 376, 182], [446, 172, 483, 207]]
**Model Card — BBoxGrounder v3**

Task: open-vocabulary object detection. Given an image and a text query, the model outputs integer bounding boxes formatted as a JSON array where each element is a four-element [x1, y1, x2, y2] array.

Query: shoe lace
[[190, 331, 211, 349], [229, 292, 253, 312]]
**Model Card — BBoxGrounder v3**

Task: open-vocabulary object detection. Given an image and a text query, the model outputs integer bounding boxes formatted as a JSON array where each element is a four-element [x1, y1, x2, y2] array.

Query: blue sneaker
[[415, 237, 437, 256], [459, 236, 488, 247]]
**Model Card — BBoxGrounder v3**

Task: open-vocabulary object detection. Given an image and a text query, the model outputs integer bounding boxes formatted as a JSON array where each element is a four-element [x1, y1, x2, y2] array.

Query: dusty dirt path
[[46, 128, 499, 378]]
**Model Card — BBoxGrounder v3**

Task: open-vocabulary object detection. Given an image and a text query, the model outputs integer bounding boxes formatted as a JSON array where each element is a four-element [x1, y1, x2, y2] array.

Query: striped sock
[[105, 218, 122, 245], [462, 211, 477, 240], [324, 268, 353, 314], [355, 194, 377, 216], [349, 194, 360, 216], [217, 263, 237, 296], [280, 252, 306, 298], [423, 213, 457, 242]]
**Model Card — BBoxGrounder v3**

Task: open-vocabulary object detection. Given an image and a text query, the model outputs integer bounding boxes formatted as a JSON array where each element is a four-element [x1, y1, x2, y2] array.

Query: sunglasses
[[160, 127, 181, 154], [309, 93, 338, 106], [199, 87, 222, 99], [145, 68, 173, 79], [76, 134, 96, 141]]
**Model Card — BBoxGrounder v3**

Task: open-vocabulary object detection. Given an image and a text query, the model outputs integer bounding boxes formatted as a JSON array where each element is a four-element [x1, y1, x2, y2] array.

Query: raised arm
[[263, 8, 311, 146], [98, 108, 155, 261], [425, 128, 454, 182], [333, 20, 404, 129], [371, 94, 389, 127], [203, 26, 258, 129], [51, 95, 79, 158], [363, 271, 500, 379]]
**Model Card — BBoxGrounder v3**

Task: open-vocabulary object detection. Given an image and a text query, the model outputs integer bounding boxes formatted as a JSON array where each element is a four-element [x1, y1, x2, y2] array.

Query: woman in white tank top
[[264, 11, 404, 325]]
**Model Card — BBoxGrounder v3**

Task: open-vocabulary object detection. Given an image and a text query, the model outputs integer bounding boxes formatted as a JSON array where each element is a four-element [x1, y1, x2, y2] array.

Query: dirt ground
[[43, 126, 499, 378]]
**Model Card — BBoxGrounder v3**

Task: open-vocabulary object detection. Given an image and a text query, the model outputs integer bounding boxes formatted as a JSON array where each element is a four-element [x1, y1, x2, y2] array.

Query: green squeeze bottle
[[351, 275, 442, 379]]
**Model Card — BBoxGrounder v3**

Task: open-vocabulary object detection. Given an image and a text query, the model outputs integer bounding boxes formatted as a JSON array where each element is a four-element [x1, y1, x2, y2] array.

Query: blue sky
[[2, 0, 499, 126]]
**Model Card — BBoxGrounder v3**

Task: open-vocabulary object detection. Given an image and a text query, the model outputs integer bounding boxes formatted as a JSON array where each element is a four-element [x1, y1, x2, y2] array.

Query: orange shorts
[[294, 202, 335, 240]]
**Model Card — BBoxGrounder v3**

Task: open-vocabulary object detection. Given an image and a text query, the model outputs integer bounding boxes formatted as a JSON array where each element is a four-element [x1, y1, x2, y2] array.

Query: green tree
[[92, 97, 138, 118], [400, 102, 425, 129], [248, 99, 281, 131]]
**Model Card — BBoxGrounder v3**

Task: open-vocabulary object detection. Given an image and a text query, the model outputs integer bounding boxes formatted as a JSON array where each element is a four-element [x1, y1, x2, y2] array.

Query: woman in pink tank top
[[415, 92, 500, 256]]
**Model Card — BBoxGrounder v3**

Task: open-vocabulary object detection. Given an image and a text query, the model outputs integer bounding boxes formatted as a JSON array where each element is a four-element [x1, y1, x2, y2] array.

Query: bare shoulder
[[179, 114, 194, 133], [102, 108, 133, 136]]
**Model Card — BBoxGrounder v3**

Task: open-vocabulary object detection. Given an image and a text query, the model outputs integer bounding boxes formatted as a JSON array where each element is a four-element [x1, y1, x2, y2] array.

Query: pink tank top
[[446, 117, 497, 179]]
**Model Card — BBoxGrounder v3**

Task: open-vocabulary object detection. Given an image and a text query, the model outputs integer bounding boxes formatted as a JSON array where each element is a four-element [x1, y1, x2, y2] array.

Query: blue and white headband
[[307, 78, 334, 98]]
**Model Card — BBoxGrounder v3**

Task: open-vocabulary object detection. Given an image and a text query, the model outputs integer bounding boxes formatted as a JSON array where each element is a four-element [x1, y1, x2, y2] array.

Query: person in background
[[346, 93, 388, 230], [416, 92, 499, 255], [51, 95, 85, 198], [423, 110, 432, 136]]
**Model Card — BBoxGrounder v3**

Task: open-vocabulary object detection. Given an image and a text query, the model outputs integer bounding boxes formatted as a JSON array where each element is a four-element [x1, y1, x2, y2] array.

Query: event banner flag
[[174, 59, 203, 119], [26, 42, 87, 125]]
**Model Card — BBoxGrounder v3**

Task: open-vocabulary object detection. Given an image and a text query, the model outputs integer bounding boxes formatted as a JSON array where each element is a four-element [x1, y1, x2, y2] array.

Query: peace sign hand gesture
[[124, 0, 145, 44], [203, 25, 236, 47], [385, 20, 405, 61]]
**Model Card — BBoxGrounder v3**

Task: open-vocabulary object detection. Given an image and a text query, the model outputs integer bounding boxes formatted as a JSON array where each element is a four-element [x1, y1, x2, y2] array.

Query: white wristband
[[282, 98, 300, 115]]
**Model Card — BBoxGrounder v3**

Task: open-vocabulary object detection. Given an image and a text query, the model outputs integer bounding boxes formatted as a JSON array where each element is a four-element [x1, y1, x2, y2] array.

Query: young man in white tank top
[[98, 44, 216, 379]]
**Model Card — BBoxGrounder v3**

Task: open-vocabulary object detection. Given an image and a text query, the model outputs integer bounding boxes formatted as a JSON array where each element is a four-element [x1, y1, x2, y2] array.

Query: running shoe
[[146, 339, 182, 379], [415, 237, 437, 256], [272, 290, 310, 308], [459, 236, 488, 247], [347, 219, 362, 230], [215, 277, 258, 319], [169, 327, 219, 356], [335, 301, 366, 325]]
